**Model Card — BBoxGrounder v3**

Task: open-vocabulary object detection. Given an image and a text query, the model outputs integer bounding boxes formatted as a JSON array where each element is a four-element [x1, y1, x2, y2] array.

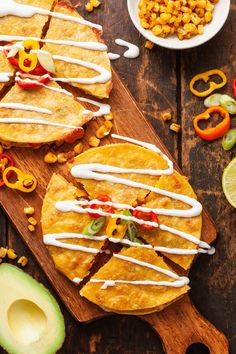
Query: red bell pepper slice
[[0, 154, 15, 187], [232, 78, 236, 98], [89, 195, 113, 219], [132, 210, 158, 230]]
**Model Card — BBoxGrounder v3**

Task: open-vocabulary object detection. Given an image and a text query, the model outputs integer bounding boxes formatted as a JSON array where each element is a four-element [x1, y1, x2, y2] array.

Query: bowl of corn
[[127, 0, 230, 50]]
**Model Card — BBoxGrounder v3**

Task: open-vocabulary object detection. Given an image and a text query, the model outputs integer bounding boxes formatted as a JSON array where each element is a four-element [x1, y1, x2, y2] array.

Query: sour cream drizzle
[[90, 254, 189, 289], [0, 118, 82, 129], [43, 233, 214, 255], [0, 0, 102, 30], [0, 72, 13, 83], [115, 39, 140, 59], [77, 97, 111, 117], [108, 53, 120, 60], [0, 103, 52, 114]]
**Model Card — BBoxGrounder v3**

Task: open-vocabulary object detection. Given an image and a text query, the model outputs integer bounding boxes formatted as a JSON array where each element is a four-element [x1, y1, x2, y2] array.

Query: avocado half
[[0, 264, 65, 354]]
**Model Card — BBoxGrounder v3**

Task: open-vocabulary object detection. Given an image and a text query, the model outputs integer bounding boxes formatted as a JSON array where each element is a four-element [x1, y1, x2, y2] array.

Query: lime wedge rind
[[222, 157, 236, 208]]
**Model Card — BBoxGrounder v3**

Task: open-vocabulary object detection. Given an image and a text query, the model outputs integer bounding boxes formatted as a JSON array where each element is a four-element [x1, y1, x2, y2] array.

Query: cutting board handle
[[140, 295, 229, 354]]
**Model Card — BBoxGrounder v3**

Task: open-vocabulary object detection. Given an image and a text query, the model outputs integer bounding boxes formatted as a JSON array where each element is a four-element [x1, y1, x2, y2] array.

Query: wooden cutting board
[[0, 70, 229, 354]]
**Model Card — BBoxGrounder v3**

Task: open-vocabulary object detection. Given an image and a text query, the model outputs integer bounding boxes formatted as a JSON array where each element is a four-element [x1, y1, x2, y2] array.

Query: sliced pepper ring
[[193, 106, 230, 141], [190, 69, 227, 98], [3, 167, 37, 193], [0, 154, 15, 187], [132, 210, 158, 230], [89, 195, 113, 219]]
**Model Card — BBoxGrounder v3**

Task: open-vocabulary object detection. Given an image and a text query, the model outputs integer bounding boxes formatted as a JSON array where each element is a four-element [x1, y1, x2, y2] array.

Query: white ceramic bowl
[[127, 0, 230, 50]]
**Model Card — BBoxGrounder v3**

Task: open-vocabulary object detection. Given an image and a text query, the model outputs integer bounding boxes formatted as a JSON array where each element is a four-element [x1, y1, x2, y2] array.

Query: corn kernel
[[74, 142, 83, 155], [17, 256, 28, 267], [24, 207, 35, 215], [90, 0, 101, 7], [85, 2, 93, 12], [7, 248, 17, 260], [198, 24, 204, 34], [196, 0, 207, 8], [57, 153, 67, 164], [28, 217, 37, 226], [204, 11, 212, 22], [160, 13, 172, 21], [152, 25, 162, 36], [44, 152, 57, 164], [145, 40, 154, 49], [170, 123, 181, 133], [161, 111, 172, 121], [28, 225, 35, 232], [104, 112, 113, 121], [0, 247, 7, 258], [96, 125, 109, 139], [88, 136, 100, 147]]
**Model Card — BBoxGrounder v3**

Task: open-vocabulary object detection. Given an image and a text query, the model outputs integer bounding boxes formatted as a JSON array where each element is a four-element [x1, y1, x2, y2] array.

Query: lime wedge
[[222, 157, 236, 208]]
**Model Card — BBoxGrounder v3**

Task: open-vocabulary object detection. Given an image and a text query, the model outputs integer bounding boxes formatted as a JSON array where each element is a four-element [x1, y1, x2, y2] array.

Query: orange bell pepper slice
[[193, 106, 230, 141], [190, 69, 227, 97]]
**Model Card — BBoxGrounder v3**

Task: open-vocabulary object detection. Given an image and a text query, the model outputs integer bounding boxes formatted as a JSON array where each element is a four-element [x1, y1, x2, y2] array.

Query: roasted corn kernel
[[44, 152, 57, 164], [170, 123, 181, 133], [7, 248, 17, 260], [57, 153, 67, 164], [73, 142, 83, 155], [88, 136, 100, 147], [28, 225, 35, 232], [104, 112, 113, 121], [145, 40, 154, 49], [28, 217, 37, 226], [161, 111, 172, 121], [24, 207, 35, 215], [0, 247, 7, 258], [17, 256, 28, 267], [138, 0, 215, 40]]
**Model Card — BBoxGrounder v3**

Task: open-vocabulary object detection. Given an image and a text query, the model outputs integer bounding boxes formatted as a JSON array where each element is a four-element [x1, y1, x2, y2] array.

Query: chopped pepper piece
[[0, 154, 15, 187], [193, 106, 230, 141], [190, 69, 227, 97], [16, 72, 51, 90], [132, 210, 158, 230], [3, 166, 37, 193], [220, 95, 236, 115], [106, 211, 128, 239], [89, 195, 113, 219]]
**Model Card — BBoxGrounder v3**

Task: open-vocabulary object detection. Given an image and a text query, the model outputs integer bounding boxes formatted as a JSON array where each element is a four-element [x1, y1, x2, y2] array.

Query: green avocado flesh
[[0, 264, 65, 354]]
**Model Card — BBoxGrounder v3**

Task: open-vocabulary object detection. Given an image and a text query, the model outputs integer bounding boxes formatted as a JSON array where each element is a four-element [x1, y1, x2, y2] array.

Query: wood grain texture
[[0, 0, 235, 353]]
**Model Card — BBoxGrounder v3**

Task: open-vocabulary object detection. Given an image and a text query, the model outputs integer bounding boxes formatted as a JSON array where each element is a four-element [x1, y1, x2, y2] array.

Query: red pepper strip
[[232, 78, 236, 98], [89, 195, 113, 219], [193, 106, 230, 141], [63, 128, 84, 144], [16, 72, 51, 89], [132, 210, 158, 230], [0, 154, 15, 187]]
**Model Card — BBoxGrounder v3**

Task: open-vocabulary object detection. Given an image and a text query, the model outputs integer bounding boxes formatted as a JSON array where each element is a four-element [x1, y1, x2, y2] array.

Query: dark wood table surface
[[0, 1, 235, 353]]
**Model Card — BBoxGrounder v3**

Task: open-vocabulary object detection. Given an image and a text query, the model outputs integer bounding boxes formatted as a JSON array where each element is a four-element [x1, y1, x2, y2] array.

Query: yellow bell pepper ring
[[3, 167, 37, 193], [190, 69, 227, 98], [18, 39, 40, 73], [106, 212, 128, 239]]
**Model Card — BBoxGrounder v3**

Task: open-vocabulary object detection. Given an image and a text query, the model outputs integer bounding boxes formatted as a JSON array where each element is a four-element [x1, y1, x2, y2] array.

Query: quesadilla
[[43, 0, 112, 98], [42, 173, 107, 283], [0, 81, 92, 146], [0, 0, 55, 38], [80, 247, 189, 314]]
